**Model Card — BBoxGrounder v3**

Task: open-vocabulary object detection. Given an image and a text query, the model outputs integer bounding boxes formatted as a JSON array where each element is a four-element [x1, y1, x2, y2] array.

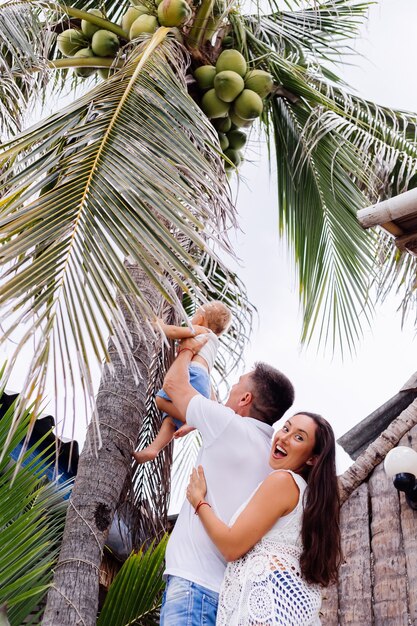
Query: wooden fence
[[321, 425, 417, 625]]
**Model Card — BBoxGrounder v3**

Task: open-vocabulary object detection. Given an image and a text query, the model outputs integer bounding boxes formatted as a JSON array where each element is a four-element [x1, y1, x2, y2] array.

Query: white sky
[[2, 0, 417, 478]]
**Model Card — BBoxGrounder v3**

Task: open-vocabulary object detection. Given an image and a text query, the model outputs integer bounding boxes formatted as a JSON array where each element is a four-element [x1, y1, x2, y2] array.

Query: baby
[[133, 300, 231, 464]]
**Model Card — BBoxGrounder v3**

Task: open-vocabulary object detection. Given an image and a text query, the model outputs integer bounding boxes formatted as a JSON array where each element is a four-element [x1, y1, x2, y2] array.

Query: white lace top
[[216, 470, 322, 626]]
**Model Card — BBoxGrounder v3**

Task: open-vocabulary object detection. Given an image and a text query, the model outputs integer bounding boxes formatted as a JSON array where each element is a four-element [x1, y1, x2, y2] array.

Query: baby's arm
[[154, 319, 208, 340]]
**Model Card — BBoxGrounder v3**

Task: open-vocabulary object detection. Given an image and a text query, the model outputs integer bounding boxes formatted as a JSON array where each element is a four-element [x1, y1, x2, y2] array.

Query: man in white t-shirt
[[159, 336, 295, 626]]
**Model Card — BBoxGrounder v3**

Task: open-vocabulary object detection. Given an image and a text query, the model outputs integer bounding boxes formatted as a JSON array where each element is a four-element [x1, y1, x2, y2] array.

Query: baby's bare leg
[[156, 396, 186, 424], [133, 417, 176, 464]]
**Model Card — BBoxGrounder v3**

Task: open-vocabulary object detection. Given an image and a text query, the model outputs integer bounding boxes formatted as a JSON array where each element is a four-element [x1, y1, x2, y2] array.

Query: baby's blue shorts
[[156, 363, 211, 430]]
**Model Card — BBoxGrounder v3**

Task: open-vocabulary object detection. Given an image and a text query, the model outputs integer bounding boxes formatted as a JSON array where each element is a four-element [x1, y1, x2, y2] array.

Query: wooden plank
[[399, 425, 417, 625], [320, 583, 338, 625], [358, 187, 417, 228], [369, 462, 409, 624], [338, 390, 417, 459], [381, 221, 404, 236], [337, 483, 372, 625]]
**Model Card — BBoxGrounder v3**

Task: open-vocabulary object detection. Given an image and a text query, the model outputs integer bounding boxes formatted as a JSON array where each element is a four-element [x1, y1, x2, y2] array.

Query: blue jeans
[[156, 364, 211, 430], [160, 575, 219, 626]]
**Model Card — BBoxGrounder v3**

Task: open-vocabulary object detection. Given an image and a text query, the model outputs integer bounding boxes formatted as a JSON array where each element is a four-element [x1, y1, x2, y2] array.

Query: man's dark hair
[[249, 362, 294, 426]]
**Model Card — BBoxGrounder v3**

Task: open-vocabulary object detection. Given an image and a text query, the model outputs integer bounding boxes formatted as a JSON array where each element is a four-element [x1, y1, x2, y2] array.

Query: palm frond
[[0, 389, 70, 626], [270, 97, 376, 352], [0, 31, 236, 447], [243, 0, 372, 66], [97, 536, 168, 626], [0, 1, 55, 138]]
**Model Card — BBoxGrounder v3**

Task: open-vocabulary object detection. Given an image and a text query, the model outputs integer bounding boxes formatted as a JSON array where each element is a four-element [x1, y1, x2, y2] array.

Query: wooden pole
[[358, 187, 417, 229]]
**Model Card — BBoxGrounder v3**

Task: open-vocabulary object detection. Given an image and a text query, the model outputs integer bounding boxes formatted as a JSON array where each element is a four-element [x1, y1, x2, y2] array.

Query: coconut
[[227, 129, 246, 150], [215, 49, 247, 77], [157, 0, 192, 27], [57, 29, 87, 57], [212, 116, 232, 133], [244, 69, 273, 98], [194, 65, 216, 90], [201, 89, 230, 119], [122, 6, 150, 33], [91, 30, 120, 57], [98, 67, 110, 79], [73, 48, 97, 78], [214, 70, 244, 103], [224, 148, 241, 167], [81, 9, 105, 39], [221, 35, 234, 49], [129, 14, 158, 37], [229, 110, 252, 128], [233, 89, 263, 120], [218, 133, 229, 151]]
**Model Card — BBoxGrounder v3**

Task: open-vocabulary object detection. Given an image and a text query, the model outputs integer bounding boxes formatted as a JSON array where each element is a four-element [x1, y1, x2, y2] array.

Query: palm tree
[[2, 0, 417, 623]]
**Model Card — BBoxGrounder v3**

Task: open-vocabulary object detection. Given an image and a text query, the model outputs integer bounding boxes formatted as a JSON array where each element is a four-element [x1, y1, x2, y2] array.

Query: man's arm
[[162, 336, 208, 420]]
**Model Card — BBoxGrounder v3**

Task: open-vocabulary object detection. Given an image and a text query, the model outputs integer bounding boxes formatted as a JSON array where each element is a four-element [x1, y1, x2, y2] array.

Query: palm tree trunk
[[42, 264, 166, 626], [338, 397, 417, 505]]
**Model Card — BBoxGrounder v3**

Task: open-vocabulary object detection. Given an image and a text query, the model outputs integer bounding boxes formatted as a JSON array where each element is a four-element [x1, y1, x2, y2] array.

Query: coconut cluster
[[57, 0, 192, 79], [56, 9, 120, 79], [193, 50, 273, 171], [123, 0, 191, 39]]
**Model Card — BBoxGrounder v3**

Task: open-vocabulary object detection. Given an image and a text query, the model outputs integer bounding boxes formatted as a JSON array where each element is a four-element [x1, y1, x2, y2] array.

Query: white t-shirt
[[195, 330, 219, 371], [164, 394, 274, 593]]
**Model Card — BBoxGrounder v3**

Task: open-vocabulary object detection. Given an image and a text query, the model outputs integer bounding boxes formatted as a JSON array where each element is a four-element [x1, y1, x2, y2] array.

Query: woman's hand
[[186, 466, 207, 509]]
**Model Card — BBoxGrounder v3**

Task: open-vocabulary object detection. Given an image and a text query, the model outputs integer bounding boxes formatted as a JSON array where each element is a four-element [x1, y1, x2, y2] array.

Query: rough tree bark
[[42, 264, 165, 626]]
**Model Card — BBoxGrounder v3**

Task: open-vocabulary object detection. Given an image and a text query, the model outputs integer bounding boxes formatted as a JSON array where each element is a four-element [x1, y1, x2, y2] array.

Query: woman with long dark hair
[[186, 412, 341, 625]]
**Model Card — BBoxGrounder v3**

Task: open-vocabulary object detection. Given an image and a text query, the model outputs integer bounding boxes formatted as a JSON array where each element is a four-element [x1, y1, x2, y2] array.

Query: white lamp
[[384, 446, 417, 510]]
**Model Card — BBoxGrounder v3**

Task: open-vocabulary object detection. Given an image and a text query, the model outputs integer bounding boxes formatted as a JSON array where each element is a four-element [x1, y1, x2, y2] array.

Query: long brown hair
[[298, 412, 341, 587]]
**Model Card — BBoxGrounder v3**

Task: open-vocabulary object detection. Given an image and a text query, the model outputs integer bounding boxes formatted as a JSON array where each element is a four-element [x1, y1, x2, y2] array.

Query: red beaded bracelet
[[195, 500, 211, 515], [178, 347, 195, 357]]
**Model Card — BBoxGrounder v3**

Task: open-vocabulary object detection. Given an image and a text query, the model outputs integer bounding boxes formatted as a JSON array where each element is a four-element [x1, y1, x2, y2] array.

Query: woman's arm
[[154, 319, 208, 340], [186, 466, 299, 562]]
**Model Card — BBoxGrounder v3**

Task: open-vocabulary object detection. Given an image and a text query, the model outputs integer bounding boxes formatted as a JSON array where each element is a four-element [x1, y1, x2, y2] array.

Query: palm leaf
[[97, 535, 168, 626], [0, 388, 70, 626], [243, 0, 372, 66], [0, 31, 236, 439], [0, 1, 55, 138]]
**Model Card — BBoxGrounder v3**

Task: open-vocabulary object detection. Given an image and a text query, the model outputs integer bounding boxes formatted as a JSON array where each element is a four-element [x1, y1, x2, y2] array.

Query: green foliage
[[0, 388, 70, 625], [97, 535, 168, 626]]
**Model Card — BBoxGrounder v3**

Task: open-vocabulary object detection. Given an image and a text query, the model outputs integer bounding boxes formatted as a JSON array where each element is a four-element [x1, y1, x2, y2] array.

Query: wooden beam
[[399, 425, 417, 624], [358, 187, 417, 229], [337, 483, 372, 625], [338, 389, 417, 459], [369, 463, 409, 624]]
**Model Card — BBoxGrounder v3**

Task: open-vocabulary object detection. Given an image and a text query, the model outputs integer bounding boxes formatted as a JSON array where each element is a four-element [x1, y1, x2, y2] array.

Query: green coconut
[[224, 148, 242, 167], [73, 48, 97, 78], [212, 116, 232, 132], [233, 89, 263, 120], [157, 0, 192, 27], [194, 65, 216, 90], [129, 14, 158, 37], [221, 35, 234, 49], [91, 30, 120, 57], [81, 9, 105, 39], [215, 49, 247, 77], [122, 6, 150, 33], [218, 133, 229, 151], [214, 70, 244, 103], [229, 110, 252, 128], [98, 67, 110, 79], [201, 89, 230, 119], [227, 129, 246, 150], [244, 69, 274, 98], [57, 29, 87, 57]]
